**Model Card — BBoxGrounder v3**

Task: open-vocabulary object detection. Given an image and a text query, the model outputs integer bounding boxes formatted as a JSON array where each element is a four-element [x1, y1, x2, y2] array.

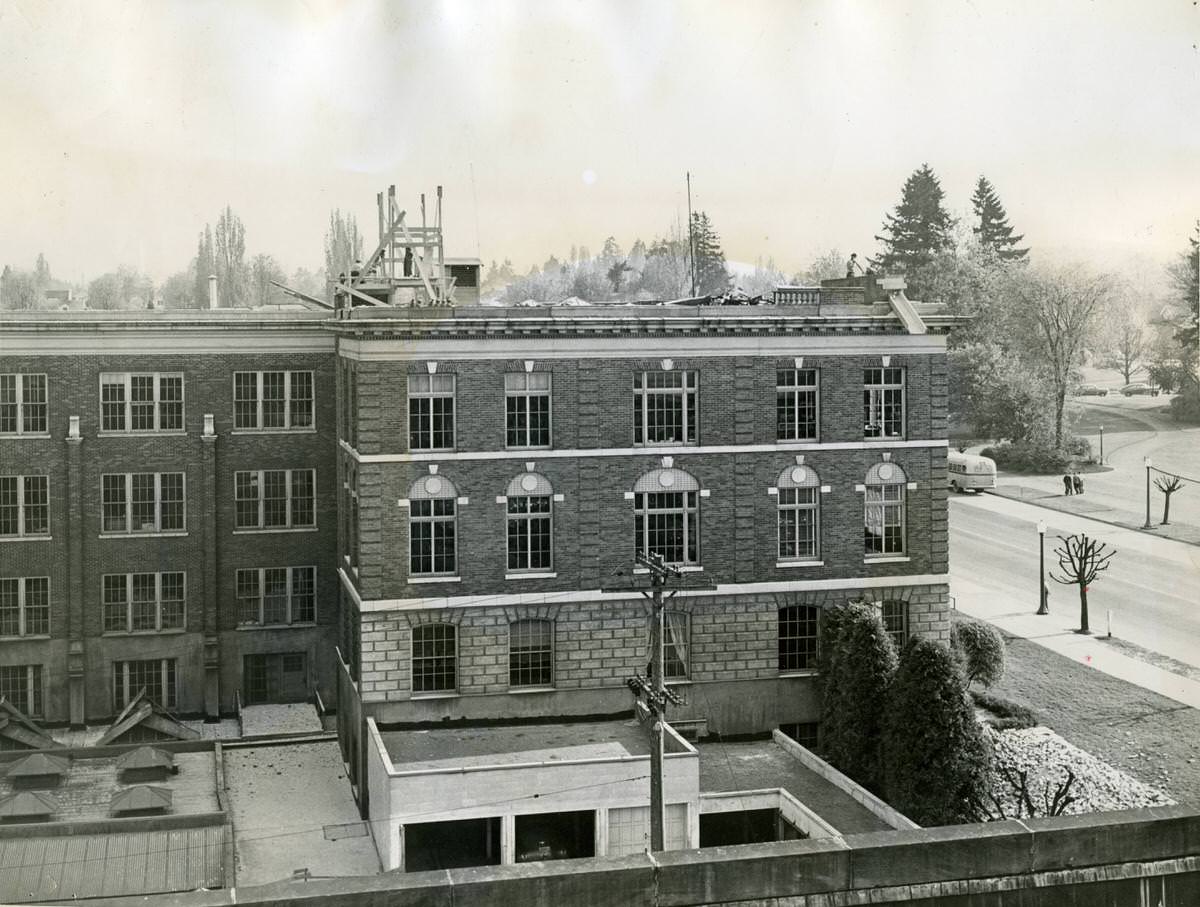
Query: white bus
[[947, 450, 997, 493]]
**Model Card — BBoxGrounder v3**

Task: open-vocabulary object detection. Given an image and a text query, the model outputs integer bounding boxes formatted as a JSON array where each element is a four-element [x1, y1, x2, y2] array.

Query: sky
[[0, 0, 1197, 287]]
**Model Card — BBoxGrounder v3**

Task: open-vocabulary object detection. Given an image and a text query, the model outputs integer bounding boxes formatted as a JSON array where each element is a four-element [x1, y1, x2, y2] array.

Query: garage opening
[[700, 808, 805, 847], [514, 810, 595, 863], [404, 816, 501, 872]]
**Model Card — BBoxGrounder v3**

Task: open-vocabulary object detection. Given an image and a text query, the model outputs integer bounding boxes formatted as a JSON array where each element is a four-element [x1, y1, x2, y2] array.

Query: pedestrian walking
[[1063, 474, 1073, 495], [1072, 472, 1084, 495]]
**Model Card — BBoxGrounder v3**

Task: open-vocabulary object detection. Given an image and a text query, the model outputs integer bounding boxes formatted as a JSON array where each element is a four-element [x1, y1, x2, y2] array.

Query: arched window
[[411, 623, 457, 693], [776, 464, 820, 562], [633, 469, 700, 566], [505, 473, 553, 572], [408, 475, 458, 576], [509, 618, 554, 688], [864, 462, 907, 557], [778, 604, 820, 672]]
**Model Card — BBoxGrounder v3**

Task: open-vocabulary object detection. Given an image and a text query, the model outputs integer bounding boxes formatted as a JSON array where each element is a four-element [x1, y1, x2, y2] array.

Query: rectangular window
[[412, 623, 457, 693], [343, 464, 359, 569], [234, 469, 315, 530], [236, 566, 317, 626], [634, 371, 697, 445], [102, 572, 186, 633], [99, 373, 184, 432], [0, 577, 50, 637], [776, 369, 818, 441], [864, 484, 906, 555], [0, 475, 50, 537], [778, 487, 819, 561], [509, 619, 553, 688], [101, 473, 185, 534], [863, 367, 905, 439], [663, 610, 690, 680], [881, 600, 909, 648], [409, 498, 457, 575], [779, 605, 820, 672], [505, 373, 551, 448], [232, 371, 315, 430], [0, 665, 43, 717], [113, 659, 176, 709], [408, 374, 455, 450], [634, 491, 699, 566], [0, 374, 47, 434], [506, 495, 552, 571]]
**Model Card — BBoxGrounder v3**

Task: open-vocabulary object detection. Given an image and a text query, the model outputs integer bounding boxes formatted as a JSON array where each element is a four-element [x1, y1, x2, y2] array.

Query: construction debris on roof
[[6, 752, 69, 779], [116, 745, 175, 774], [0, 698, 61, 751], [110, 785, 173, 814], [0, 789, 57, 820], [96, 690, 200, 746]]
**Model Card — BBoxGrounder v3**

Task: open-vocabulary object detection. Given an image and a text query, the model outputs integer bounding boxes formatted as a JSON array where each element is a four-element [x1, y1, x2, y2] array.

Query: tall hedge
[[819, 602, 899, 792], [883, 638, 993, 825], [950, 621, 1006, 688]]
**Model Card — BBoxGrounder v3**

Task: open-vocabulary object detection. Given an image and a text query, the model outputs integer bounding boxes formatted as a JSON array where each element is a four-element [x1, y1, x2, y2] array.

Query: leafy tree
[[819, 602, 898, 791], [250, 254, 286, 306], [1049, 533, 1115, 634], [215, 206, 247, 307], [160, 270, 195, 309], [1099, 299, 1147, 385], [606, 259, 633, 294], [737, 257, 789, 298], [971, 177, 1028, 261], [600, 236, 623, 265], [1165, 223, 1200, 422], [873, 164, 955, 286], [883, 639, 992, 826], [33, 253, 51, 288], [690, 211, 731, 296], [793, 249, 844, 286], [641, 229, 692, 300], [948, 342, 1055, 444], [193, 226, 215, 307], [950, 621, 1006, 688], [483, 259, 516, 295], [0, 268, 38, 310], [86, 266, 152, 310], [324, 209, 363, 280]]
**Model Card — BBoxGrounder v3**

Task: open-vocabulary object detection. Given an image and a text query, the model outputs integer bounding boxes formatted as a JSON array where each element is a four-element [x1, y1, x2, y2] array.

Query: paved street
[[949, 493, 1200, 681]]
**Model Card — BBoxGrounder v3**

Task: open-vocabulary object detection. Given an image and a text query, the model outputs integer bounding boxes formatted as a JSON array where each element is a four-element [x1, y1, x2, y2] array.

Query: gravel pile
[[987, 726, 1175, 816]]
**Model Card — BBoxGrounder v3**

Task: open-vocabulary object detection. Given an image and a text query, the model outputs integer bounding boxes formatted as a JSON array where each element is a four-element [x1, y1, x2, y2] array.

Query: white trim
[[0, 536, 54, 543], [767, 488, 778, 496], [820, 485, 832, 494], [0, 434, 52, 441], [350, 572, 950, 612], [864, 556, 911, 564], [407, 576, 462, 585], [230, 428, 318, 437], [504, 572, 558, 581], [775, 560, 825, 568], [99, 531, 187, 540], [1, 328, 333, 357], [350, 438, 949, 464], [98, 431, 189, 438], [231, 527, 319, 536]]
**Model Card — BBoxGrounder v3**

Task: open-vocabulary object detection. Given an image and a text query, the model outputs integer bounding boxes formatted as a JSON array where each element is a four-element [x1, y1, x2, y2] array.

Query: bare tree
[[976, 765, 1078, 820], [1101, 302, 1147, 385], [1010, 266, 1112, 448], [1154, 474, 1185, 525], [1049, 533, 1115, 634], [249, 254, 285, 307]]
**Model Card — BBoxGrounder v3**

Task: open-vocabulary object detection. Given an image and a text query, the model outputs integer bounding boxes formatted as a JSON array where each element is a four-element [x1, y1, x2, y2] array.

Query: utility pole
[[686, 172, 697, 298]]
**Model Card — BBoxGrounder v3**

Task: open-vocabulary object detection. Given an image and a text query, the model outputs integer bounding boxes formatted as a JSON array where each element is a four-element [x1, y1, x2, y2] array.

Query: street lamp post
[[1099, 425, 1104, 464], [1143, 456, 1153, 529], [1036, 521, 1048, 614]]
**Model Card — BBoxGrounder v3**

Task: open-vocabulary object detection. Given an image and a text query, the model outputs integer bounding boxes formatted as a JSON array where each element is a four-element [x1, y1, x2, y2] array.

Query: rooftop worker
[[351, 259, 363, 279], [846, 252, 864, 278], [404, 246, 414, 277]]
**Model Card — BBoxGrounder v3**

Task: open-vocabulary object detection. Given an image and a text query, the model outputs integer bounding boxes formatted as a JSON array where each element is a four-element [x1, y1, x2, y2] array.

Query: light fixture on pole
[[1036, 521, 1048, 615], [1143, 456, 1153, 529]]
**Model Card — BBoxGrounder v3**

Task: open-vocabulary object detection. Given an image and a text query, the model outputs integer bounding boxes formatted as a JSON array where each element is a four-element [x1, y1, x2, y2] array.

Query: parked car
[[1075, 384, 1108, 396], [1120, 383, 1159, 396]]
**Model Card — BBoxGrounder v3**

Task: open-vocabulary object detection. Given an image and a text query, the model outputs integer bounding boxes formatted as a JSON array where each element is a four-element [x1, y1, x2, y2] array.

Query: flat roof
[[380, 719, 689, 772]]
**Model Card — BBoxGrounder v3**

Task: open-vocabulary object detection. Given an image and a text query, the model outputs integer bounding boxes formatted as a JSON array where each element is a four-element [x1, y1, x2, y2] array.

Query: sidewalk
[[951, 572, 1200, 712], [988, 483, 1200, 546]]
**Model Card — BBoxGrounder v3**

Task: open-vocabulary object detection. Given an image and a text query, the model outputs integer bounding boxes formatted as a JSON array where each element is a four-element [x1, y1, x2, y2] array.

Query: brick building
[[1, 275, 957, 735]]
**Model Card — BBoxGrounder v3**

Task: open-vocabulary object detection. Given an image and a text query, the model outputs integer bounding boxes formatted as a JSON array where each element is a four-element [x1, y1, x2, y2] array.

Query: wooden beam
[[334, 282, 389, 307], [270, 280, 334, 310]]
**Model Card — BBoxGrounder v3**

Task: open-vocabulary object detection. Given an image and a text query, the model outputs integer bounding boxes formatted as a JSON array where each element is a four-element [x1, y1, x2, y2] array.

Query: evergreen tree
[[690, 211, 731, 296], [34, 253, 50, 288], [883, 639, 992, 825], [214, 206, 247, 308], [971, 176, 1028, 261], [873, 164, 955, 281]]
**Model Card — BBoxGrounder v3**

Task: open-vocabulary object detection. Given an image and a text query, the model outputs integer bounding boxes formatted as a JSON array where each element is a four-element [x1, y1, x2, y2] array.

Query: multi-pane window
[[0, 475, 49, 537], [343, 464, 359, 569], [113, 659, 176, 709], [410, 498, 457, 575], [880, 600, 909, 649], [236, 566, 316, 626], [411, 623, 457, 693], [233, 371, 314, 430], [863, 367, 905, 439], [777, 465, 820, 562], [507, 496, 552, 572], [634, 491, 699, 566], [0, 665, 43, 717], [234, 469, 315, 529], [100, 373, 184, 432], [509, 619, 553, 688], [776, 369, 818, 441], [0, 374, 47, 434], [634, 371, 697, 445], [0, 577, 50, 637], [408, 374, 455, 450], [662, 610, 690, 680], [505, 373, 551, 448], [102, 572, 185, 633], [779, 605, 820, 672], [101, 473, 185, 534], [341, 362, 358, 447], [864, 462, 907, 556]]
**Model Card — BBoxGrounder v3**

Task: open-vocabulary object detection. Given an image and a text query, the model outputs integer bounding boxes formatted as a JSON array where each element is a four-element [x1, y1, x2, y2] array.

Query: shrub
[[971, 691, 1037, 731], [982, 441, 1070, 473], [819, 602, 898, 792], [951, 621, 1006, 688], [883, 639, 992, 825]]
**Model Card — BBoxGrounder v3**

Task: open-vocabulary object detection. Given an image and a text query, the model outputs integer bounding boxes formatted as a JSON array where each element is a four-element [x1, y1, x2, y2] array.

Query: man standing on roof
[[846, 253, 864, 278]]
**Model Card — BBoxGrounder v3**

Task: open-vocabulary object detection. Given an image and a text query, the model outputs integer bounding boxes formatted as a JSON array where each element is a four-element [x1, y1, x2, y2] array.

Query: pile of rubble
[[986, 726, 1174, 817]]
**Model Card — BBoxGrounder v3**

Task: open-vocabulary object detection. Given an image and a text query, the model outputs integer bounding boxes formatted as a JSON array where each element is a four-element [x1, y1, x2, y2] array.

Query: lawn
[[1067, 402, 1154, 437], [954, 612, 1200, 807]]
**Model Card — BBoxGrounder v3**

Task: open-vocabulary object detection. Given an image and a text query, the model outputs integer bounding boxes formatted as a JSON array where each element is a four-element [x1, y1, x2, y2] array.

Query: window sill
[[633, 442, 699, 449], [230, 428, 317, 436], [864, 555, 911, 564], [776, 560, 824, 568], [0, 535, 52, 543], [410, 691, 459, 700], [102, 629, 187, 637], [407, 575, 462, 585], [632, 565, 702, 575], [0, 635, 51, 642], [503, 445, 552, 452], [775, 438, 819, 446], [863, 436, 906, 442], [665, 679, 691, 687], [505, 572, 557, 581], [236, 623, 317, 631], [508, 686, 556, 695], [408, 447, 457, 454], [778, 670, 819, 679], [232, 527, 317, 535], [99, 531, 187, 539], [98, 430, 187, 438], [0, 433, 51, 440]]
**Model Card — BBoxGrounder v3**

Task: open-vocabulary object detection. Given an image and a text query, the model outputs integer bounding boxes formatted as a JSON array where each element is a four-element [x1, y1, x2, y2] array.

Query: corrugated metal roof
[[0, 825, 224, 903]]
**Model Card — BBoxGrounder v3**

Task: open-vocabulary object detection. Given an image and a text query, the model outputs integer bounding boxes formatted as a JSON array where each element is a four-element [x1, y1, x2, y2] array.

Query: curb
[[983, 488, 1200, 548]]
